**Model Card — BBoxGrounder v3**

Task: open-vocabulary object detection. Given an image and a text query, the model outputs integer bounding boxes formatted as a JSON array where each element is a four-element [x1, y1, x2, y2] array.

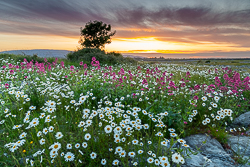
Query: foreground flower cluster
[[0, 57, 249, 166]]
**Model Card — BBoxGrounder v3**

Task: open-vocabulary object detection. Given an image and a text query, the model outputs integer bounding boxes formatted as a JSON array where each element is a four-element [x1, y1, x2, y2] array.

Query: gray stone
[[181, 147, 214, 167], [184, 134, 226, 155], [233, 111, 250, 126], [227, 136, 250, 167], [183, 134, 236, 167], [246, 130, 250, 136], [241, 156, 250, 167], [227, 136, 250, 156]]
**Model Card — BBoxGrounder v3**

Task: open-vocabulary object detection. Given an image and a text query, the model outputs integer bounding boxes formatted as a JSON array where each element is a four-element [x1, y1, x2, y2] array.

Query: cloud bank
[[0, 0, 250, 54]]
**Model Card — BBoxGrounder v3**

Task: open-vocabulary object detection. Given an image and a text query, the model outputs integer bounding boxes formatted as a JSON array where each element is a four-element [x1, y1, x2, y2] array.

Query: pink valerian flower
[[142, 79, 148, 85], [80, 62, 83, 66], [61, 61, 65, 68], [2, 65, 6, 69], [44, 58, 47, 62], [84, 64, 88, 69], [185, 71, 190, 77], [181, 83, 186, 87], [9, 64, 14, 69], [193, 84, 200, 90], [215, 77, 222, 87], [70, 66, 74, 71], [48, 65, 51, 71], [120, 68, 125, 75], [223, 73, 229, 81], [119, 77, 123, 83], [193, 96, 199, 100], [5, 83, 9, 89], [96, 65, 101, 70], [9, 70, 14, 74], [91, 57, 100, 67]]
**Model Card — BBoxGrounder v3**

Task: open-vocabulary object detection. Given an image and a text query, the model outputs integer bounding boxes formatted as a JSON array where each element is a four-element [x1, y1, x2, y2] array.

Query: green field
[[0, 54, 250, 166]]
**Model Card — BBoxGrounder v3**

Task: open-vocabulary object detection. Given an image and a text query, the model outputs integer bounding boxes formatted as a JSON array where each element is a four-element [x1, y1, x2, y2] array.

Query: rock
[[246, 130, 250, 136], [233, 111, 250, 126], [227, 135, 250, 167], [183, 134, 236, 167], [181, 147, 214, 167], [227, 136, 250, 156], [184, 134, 227, 155]]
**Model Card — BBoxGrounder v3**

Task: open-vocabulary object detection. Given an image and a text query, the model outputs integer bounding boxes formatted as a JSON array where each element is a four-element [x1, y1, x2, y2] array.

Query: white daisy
[[39, 138, 45, 145], [147, 157, 154, 163], [90, 152, 97, 159], [84, 133, 91, 141], [104, 125, 112, 133], [82, 142, 88, 148], [64, 152, 75, 162], [128, 152, 136, 158], [101, 159, 107, 165], [172, 153, 181, 164], [112, 159, 119, 166], [75, 143, 80, 148], [49, 142, 61, 150], [67, 144, 72, 149], [55, 132, 63, 139]]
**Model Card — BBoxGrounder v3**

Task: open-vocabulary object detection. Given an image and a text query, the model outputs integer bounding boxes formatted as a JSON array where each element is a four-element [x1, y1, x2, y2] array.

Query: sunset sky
[[1, 0, 250, 58]]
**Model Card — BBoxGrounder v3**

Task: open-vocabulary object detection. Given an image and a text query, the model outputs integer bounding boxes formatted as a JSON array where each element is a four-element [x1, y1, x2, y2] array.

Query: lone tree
[[79, 20, 116, 49]]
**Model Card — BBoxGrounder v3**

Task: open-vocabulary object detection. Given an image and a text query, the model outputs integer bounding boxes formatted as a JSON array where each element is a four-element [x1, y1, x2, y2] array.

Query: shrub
[[67, 48, 137, 65]]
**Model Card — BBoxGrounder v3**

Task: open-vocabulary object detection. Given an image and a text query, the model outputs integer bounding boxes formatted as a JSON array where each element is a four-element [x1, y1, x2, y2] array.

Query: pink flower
[[61, 61, 65, 68], [70, 66, 74, 71], [5, 83, 9, 88], [184, 122, 187, 124], [9, 70, 14, 74], [193, 96, 199, 100], [80, 62, 83, 65]]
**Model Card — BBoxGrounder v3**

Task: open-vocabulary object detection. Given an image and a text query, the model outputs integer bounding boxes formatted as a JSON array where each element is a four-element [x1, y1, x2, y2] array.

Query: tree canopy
[[79, 20, 116, 49]]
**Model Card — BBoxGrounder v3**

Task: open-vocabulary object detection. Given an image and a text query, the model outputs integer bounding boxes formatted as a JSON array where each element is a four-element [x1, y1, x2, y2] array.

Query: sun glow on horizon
[[2, 34, 250, 56], [106, 37, 183, 52], [106, 36, 250, 54]]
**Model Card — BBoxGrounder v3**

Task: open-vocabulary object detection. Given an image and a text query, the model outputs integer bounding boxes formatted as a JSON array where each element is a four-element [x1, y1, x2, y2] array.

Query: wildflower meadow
[[0, 56, 250, 167]]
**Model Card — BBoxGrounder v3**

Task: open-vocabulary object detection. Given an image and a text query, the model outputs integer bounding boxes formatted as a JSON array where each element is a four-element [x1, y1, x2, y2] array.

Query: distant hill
[[0, 49, 72, 58], [0, 49, 146, 59]]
